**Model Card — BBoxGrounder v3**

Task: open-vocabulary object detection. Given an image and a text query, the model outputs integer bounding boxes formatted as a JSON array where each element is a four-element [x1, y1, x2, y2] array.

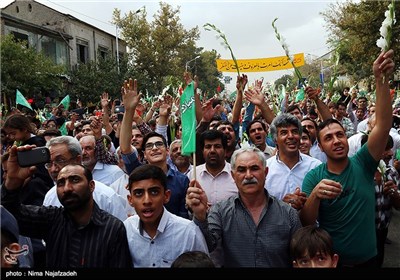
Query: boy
[[124, 164, 208, 267], [290, 225, 339, 268]]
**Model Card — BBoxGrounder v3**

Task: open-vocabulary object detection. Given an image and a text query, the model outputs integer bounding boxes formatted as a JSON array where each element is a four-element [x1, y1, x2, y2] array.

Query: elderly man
[[186, 146, 301, 267]]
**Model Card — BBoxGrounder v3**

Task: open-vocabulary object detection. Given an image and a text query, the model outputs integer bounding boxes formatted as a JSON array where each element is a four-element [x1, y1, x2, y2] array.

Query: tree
[[321, 0, 400, 84], [1, 34, 65, 109], [68, 52, 129, 106], [113, 2, 221, 97]]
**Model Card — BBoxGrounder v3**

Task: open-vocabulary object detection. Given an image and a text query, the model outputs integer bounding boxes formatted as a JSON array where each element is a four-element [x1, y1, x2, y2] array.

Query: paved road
[[383, 208, 400, 267]]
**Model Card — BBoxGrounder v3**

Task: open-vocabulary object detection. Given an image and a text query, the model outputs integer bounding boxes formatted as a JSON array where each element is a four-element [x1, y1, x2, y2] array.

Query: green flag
[[16, 89, 33, 110], [295, 88, 305, 102], [59, 95, 70, 110], [59, 122, 68, 136], [180, 82, 196, 156]]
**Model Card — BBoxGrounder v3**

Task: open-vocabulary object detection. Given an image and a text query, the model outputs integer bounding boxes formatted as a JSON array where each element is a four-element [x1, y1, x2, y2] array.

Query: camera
[[17, 147, 50, 167], [114, 106, 125, 113]]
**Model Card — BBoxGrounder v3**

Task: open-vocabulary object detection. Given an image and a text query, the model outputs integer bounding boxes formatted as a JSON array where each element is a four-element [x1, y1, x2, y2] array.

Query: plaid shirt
[[374, 162, 400, 229]]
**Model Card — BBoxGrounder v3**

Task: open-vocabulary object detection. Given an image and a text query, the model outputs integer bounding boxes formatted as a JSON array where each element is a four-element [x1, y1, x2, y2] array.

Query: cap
[[1, 205, 19, 242]]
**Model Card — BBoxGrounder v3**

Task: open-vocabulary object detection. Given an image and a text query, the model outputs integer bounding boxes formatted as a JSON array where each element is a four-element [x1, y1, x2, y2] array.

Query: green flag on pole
[[59, 95, 70, 110], [180, 82, 196, 156], [16, 89, 33, 110], [295, 88, 305, 102], [59, 122, 68, 136]]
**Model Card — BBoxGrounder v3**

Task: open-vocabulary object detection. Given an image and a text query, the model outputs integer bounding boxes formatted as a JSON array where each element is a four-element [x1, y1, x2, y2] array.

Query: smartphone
[[114, 106, 125, 113], [17, 147, 50, 167], [117, 113, 124, 122]]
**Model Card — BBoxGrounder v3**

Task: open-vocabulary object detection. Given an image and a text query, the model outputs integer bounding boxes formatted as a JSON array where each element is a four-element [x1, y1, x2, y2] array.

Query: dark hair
[[286, 105, 302, 115], [361, 134, 393, 150], [246, 119, 267, 137], [212, 99, 222, 109], [171, 251, 215, 268], [142, 131, 167, 151], [316, 118, 344, 143], [58, 164, 93, 182], [290, 225, 335, 261], [301, 127, 311, 140], [199, 130, 227, 151], [127, 165, 167, 192], [3, 114, 35, 134]]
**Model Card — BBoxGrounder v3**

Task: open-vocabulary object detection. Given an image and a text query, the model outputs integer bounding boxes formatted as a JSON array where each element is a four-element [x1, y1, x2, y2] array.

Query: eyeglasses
[[45, 158, 73, 169], [144, 141, 165, 150]]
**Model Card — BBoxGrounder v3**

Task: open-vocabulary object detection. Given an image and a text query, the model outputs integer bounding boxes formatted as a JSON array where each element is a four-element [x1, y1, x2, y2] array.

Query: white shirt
[[348, 129, 400, 159], [124, 208, 209, 267], [92, 161, 126, 186], [43, 180, 127, 221], [110, 174, 136, 216], [266, 152, 322, 200]]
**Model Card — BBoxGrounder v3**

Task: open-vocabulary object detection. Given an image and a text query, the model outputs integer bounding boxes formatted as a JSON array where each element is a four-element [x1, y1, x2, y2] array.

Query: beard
[[60, 190, 91, 211]]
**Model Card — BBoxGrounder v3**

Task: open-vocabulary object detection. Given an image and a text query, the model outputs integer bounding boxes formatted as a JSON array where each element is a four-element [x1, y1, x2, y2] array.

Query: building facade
[[0, 0, 126, 69]]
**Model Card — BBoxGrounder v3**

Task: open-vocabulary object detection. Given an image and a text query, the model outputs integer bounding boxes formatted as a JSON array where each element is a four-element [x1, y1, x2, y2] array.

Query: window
[[76, 39, 89, 64], [41, 36, 68, 65], [11, 31, 28, 47], [28, 4, 32, 12], [98, 46, 109, 59]]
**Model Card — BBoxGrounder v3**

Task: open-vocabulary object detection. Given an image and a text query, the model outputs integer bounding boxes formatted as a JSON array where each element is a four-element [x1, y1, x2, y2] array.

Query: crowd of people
[[0, 49, 399, 269]]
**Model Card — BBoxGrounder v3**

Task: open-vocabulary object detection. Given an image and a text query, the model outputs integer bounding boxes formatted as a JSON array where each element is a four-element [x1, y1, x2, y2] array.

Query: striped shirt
[[2, 188, 132, 268]]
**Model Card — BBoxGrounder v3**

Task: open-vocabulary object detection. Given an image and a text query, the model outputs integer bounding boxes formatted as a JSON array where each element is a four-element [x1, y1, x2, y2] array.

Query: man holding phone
[[1, 145, 132, 267]]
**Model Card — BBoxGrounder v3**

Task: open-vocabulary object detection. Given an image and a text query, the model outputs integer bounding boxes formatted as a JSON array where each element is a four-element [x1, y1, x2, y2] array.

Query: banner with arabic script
[[216, 53, 304, 72]]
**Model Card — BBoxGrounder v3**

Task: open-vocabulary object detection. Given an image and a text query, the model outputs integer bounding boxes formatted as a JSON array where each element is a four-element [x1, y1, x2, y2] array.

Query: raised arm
[[120, 78, 141, 155], [367, 49, 395, 161], [305, 87, 332, 121], [231, 74, 248, 124]]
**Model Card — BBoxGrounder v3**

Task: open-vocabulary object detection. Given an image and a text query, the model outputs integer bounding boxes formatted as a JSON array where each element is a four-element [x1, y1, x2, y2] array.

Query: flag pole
[[192, 152, 197, 181]]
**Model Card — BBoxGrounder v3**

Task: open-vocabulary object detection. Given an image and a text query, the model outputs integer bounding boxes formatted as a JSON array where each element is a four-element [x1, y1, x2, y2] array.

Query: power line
[[44, 0, 113, 27]]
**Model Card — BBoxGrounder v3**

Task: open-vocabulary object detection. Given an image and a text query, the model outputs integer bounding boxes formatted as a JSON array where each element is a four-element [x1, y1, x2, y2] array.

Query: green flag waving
[[59, 95, 70, 110], [16, 89, 33, 110], [295, 88, 305, 102], [180, 82, 196, 156]]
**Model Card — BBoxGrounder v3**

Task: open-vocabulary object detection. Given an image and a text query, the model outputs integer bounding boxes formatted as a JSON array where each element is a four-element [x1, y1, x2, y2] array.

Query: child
[[171, 251, 215, 268], [290, 225, 339, 268]]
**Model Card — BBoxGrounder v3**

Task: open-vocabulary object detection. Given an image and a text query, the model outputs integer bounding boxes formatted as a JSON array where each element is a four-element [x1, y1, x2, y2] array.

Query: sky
[[1, 0, 341, 91]]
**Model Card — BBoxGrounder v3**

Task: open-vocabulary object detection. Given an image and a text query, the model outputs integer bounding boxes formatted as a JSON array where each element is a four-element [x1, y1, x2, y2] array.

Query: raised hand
[[236, 74, 248, 92], [121, 78, 141, 111], [100, 92, 110, 109], [201, 98, 219, 122], [244, 87, 265, 107], [186, 179, 209, 221]]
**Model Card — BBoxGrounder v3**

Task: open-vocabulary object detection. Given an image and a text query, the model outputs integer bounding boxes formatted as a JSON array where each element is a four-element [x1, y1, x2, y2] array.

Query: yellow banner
[[216, 53, 305, 72]]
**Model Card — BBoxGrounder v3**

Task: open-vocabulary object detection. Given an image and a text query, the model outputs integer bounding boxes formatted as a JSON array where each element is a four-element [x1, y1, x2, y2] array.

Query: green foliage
[[1, 34, 65, 106], [68, 52, 129, 105], [113, 2, 221, 98], [321, 0, 400, 83]]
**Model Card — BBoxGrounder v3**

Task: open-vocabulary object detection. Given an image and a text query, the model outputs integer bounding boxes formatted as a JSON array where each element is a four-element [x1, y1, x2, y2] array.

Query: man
[[141, 132, 190, 219], [246, 119, 276, 160], [1, 147, 132, 268], [266, 113, 321, 210], [301, 117, 327, 163], [186, 147, 302, 267], [169, 139, 192, 175], [124, 165, 208, 267], [79, 135, 125, 186], [43, 136, 127, 221], [187, 130, 238, 266], [215, 120, 238, 162], [300, 49, 395, 267], [299, 128, 312, 156], [334, 102, 355, 138]]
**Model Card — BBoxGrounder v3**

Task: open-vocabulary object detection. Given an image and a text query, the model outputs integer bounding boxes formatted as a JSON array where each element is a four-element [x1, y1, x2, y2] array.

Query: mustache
[[61, 193, 79, 202], [242, 178, 258, 185]]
